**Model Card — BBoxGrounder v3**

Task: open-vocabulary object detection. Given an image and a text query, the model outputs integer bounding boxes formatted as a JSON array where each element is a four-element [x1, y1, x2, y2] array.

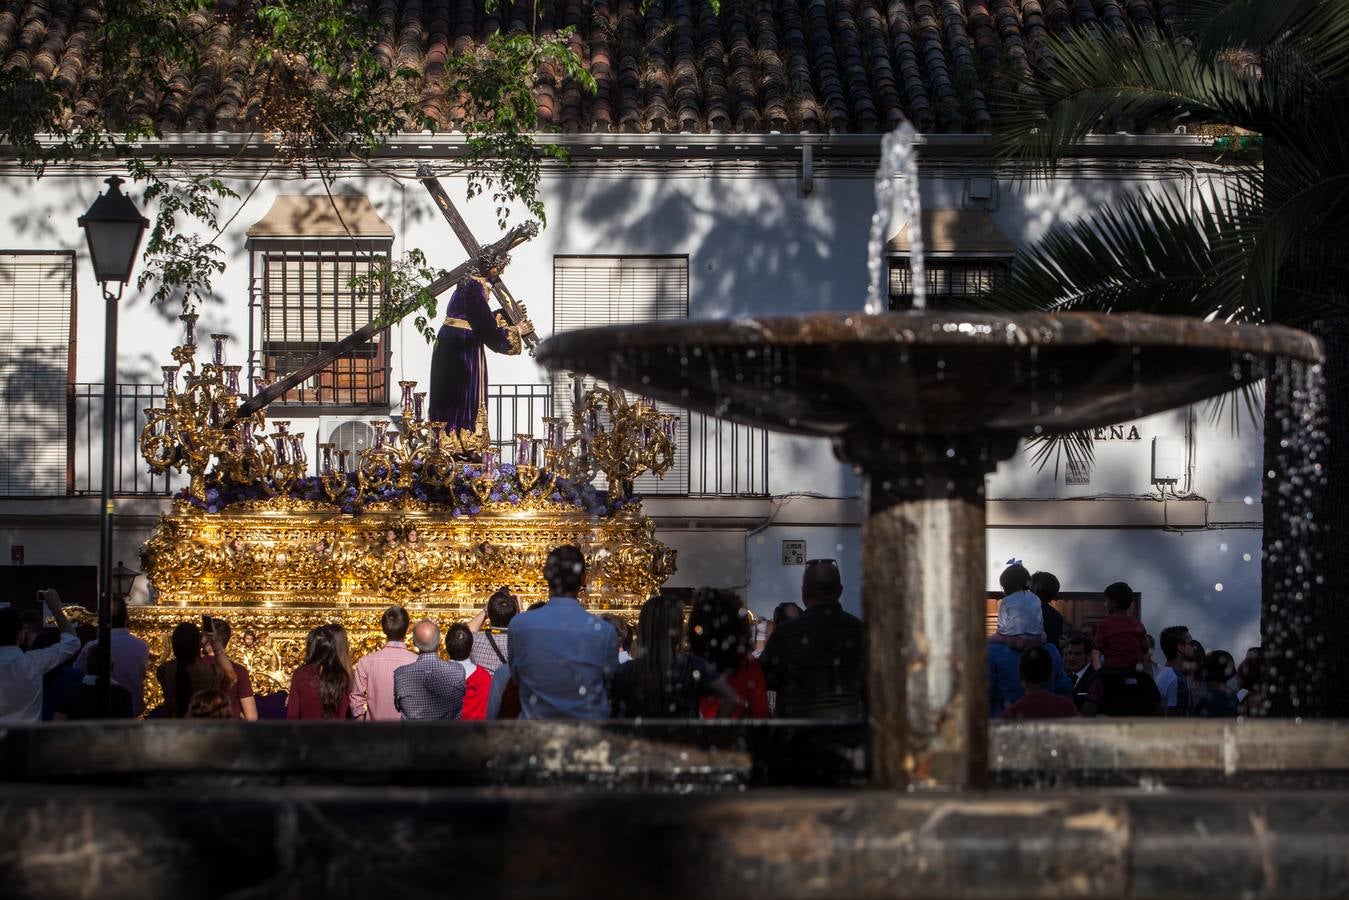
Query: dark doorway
[[1, 565, 98, 611]]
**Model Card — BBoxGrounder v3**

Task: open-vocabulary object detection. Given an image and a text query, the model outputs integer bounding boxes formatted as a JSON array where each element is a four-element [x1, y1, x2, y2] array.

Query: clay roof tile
[[2, 0, 1176, 136]]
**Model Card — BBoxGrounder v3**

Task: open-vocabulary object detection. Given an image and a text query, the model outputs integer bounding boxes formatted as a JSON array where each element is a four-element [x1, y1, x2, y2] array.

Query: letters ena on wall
[[1092, 425, 1142, 441]]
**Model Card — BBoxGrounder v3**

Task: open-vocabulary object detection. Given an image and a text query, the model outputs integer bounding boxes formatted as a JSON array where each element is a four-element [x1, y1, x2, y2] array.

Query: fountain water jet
[[865, 124, 924, 314], [538, 312, 1323, 788]]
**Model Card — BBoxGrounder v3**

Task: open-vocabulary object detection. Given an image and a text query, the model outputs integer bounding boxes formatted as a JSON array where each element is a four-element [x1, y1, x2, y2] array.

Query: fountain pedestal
[[845, 436, 1016, 787], [539, 311, 1321, 789]]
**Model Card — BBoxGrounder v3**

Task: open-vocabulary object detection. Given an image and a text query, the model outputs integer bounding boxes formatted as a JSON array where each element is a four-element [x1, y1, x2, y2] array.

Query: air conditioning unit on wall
[[316, 416, 379, 473]]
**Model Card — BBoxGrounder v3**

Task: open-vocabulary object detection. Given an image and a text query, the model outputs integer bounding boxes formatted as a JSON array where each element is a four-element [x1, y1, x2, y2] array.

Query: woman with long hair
[[610, 595, 741, 718], [325, 623, 354, 688], [186, 688, 234, 719], [287, 624, 352, 719], [154, 621, 216, 717], [687, 588, 769, 719]]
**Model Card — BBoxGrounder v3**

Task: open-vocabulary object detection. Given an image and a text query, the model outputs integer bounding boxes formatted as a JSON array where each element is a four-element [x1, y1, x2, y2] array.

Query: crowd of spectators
[[989, 561, 1262, 720], [2, 549, 1263, 724], [0, 549, 862, 723]]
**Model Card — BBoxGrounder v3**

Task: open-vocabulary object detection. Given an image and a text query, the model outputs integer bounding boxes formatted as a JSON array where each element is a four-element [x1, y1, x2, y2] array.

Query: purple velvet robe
[[428, 278, 520, 448]]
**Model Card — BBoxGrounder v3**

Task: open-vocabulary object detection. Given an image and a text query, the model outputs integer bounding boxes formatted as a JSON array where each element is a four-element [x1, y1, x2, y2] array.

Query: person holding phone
[[199, 616, 257, 721], [1, 589, 80, 721], [156, 621, 216, 717]]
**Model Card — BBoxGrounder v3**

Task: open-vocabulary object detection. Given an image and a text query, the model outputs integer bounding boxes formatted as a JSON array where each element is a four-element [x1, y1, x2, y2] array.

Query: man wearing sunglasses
[[759, 558, 864, 719]]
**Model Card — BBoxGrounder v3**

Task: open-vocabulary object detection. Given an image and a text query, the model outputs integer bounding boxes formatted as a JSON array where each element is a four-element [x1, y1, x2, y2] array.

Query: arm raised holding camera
[[27, 590, 80, 675]]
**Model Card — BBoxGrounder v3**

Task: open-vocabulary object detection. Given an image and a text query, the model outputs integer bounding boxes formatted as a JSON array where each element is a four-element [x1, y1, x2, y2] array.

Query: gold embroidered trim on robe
[[494, 311, 523, 356], [430, 279, 520, 454]]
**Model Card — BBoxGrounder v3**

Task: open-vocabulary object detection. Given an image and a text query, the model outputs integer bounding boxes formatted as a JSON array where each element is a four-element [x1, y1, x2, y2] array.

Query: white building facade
[[0, 132, 1266, 656]]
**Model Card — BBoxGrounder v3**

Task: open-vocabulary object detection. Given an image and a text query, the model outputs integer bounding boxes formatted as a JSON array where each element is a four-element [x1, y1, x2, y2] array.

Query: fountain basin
[[536, 312, 1323, 444], [540, 312, 1324, 790]]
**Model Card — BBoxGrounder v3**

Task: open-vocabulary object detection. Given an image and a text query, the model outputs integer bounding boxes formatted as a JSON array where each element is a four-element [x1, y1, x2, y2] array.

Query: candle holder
[[358, 420, 398, 495], [210, 334, 228, 366], [414, 422, 458, 488], [318, 443, 349, 503], [470, 448, 498, 503], [141, 314, 273, 501], [575, 383, 677, 499], [268, 422, 307, 495], [514, 433, 542, 493]]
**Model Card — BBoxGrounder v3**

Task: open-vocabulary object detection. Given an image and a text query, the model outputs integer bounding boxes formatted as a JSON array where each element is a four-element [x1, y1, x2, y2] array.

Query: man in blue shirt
[[509, 545, 619, 719]]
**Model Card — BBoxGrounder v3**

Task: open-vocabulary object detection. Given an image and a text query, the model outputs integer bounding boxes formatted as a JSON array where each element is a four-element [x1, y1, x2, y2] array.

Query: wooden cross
[[234, 179, 539, 419], [417, 163, 539, 352]]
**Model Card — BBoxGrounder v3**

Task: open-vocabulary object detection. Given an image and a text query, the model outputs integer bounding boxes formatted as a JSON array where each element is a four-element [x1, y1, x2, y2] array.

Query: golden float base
[[126, 498, 672, 712]]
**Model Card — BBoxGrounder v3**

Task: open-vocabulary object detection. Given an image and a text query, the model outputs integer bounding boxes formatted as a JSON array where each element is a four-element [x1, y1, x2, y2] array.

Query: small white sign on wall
[[782, 540, 807, 565]]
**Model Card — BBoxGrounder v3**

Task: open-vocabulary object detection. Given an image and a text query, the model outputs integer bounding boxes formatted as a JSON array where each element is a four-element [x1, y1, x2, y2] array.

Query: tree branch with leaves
[[1, 0, 595, 314]]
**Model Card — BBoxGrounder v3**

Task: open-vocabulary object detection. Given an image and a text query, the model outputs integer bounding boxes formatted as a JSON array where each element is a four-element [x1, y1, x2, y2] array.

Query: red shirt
[[1002, 690, 1079, 720], [1094, 614, 1149, 669], [460, 665, 492, 720], [201, 654, 254, 719], [287, 664, 350, 720], [700, 655, 770, 720]]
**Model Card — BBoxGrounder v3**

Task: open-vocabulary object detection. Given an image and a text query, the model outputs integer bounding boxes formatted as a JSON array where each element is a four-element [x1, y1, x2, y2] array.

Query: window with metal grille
[[888, 257, 1011, 309], [250, 239, 391, 406], [552, 256, 690, 495], [0, 252, 74, 495]]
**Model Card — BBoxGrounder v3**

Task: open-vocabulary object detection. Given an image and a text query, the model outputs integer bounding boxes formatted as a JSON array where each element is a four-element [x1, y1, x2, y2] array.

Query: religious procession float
[[127, 315, 677, 702]]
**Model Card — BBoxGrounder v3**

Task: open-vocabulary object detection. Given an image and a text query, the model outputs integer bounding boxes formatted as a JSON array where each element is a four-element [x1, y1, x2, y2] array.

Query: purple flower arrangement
[[177, 462, 626, 517]]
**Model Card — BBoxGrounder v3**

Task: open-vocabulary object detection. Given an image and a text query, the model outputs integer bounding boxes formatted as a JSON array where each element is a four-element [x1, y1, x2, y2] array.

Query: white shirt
[[77, 628, 150, 716], [459, 658, 477, 681], [0, 633, 80, 722], [1155, 665, 1181, 709]]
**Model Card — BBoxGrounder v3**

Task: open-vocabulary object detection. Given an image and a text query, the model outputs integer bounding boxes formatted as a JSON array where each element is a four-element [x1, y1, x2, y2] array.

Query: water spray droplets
[[865, 123, 924, 314], [1262, 358, 1329, 714]]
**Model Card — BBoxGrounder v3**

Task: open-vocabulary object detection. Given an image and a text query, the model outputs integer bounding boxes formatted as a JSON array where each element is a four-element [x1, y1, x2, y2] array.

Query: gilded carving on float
[[140, 504, 675, 610], [130, 318, 676, 713]]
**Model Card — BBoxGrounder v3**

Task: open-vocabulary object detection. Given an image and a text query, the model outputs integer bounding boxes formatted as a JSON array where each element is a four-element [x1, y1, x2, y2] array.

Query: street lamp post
[[79, 176, 148, 715], [111, 560, 141, 603]]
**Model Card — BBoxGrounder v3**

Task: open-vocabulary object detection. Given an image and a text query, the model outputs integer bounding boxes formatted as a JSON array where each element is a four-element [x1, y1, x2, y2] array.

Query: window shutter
[[263, 254, 381, 343], [0, 253, 72, 495], [254, 241, 391, 405], [552, 256, 690, 495], [888, 256, 1012, 310]]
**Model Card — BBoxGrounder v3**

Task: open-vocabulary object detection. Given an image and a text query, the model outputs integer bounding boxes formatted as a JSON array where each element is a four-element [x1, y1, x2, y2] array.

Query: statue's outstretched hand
[[516, 316, 536, 336]]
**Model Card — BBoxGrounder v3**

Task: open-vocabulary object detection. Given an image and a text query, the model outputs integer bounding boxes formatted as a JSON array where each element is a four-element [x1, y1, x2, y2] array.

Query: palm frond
[[1204, 381, 1265, 437], [971, 187, 1257, 320], [1220, 97, 1349, 322], [994, 29, 1274, 170], [1240, 170, 1349, 323], [1024, 430, 1096, 479], [1178, 0, 1349, 83]]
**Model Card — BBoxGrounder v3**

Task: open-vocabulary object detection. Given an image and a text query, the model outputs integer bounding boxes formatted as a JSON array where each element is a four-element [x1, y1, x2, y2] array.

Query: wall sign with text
[[1091, 425, 1143, 441]]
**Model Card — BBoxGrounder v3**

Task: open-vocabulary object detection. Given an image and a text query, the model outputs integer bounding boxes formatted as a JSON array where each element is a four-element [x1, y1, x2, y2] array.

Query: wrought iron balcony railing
[[5, 383, 768, 499]]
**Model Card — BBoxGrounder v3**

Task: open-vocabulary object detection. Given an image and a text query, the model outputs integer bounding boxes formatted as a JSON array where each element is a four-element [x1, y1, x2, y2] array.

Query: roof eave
[[9, 131, 1247, 163]]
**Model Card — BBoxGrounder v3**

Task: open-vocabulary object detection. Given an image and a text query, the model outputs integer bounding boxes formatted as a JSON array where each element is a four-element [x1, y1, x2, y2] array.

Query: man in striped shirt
[[469, 587, 519, 673]]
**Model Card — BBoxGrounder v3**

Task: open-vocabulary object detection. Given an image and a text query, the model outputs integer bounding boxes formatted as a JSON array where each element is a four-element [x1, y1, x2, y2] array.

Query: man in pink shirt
[[350, 605, 417, 720]]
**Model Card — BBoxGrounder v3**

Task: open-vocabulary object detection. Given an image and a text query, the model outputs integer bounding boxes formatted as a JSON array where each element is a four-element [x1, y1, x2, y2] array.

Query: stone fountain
[[537, 310, 1323, 788], [1, 312, 1344, 899]]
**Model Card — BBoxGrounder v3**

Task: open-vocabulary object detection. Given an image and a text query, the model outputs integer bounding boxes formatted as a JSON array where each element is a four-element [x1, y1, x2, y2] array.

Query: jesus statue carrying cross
[[233, 169, 540, 448], [427, 251, 533, 452]]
